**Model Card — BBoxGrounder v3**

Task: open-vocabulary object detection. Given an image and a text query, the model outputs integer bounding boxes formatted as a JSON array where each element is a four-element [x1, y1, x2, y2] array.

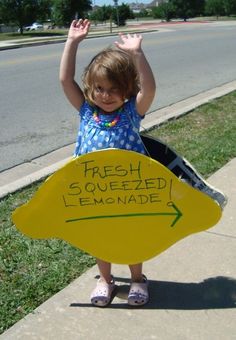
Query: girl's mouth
[[102, 101, 114, 105]]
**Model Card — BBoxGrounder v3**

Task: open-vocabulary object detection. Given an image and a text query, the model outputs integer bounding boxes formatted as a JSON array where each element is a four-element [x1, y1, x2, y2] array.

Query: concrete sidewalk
[[1, 158, 236, 340]]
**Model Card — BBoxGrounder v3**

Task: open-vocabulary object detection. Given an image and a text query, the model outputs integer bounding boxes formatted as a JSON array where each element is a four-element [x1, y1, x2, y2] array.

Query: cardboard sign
[[12, 149, 222, 264]]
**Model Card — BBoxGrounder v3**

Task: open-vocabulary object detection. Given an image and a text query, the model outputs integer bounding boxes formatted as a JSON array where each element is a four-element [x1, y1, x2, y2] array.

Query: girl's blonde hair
[[82, 48, 140, 105]]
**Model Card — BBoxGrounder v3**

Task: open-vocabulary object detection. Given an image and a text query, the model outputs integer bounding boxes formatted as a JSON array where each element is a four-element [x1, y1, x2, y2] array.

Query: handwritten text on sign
[[63, 160, 171, 207]]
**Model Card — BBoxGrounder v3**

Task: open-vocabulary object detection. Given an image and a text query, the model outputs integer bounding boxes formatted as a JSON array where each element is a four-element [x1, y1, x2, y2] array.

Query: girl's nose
[[102, 90, 110, 98]]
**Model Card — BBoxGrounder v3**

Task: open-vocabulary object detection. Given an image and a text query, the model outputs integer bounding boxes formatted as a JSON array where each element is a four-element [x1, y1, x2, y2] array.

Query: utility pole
[[113, 0, 119, 27]]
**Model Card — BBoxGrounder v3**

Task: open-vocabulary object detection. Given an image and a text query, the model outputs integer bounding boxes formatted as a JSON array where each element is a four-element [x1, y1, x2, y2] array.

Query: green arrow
[[66, 201, 182, 227], [167, 201, 183, 227]]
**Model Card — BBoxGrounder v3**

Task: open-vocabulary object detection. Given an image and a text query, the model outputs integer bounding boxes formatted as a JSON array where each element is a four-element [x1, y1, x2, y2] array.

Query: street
[[0, 21, 236, 172]]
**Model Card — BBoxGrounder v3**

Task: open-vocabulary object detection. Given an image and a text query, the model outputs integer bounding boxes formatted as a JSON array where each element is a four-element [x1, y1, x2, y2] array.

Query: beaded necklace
[[93, 106, 123, 128]]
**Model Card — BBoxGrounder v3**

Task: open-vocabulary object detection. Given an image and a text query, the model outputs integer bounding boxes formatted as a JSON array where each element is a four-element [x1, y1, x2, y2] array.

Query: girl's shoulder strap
[[78, 100, 94, 117]]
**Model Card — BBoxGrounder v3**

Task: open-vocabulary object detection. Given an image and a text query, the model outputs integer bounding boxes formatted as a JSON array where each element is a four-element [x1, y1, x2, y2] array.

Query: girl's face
[[93, 78, 124, 113]]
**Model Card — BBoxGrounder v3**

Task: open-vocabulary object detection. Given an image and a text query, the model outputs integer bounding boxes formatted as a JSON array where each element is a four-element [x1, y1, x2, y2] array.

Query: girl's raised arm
[[115, 33, 156, 116], [59, 19, 90, 110]]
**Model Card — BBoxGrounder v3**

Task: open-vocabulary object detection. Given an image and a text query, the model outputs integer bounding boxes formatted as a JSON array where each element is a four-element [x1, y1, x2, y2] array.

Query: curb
[[0, 80, 236, 199]]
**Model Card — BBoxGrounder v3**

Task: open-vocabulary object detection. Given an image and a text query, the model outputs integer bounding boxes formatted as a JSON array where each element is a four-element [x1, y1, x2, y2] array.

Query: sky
[[93, 0, 152, 6]]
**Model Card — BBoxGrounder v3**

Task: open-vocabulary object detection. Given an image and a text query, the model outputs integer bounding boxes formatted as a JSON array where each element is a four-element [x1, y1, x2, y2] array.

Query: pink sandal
[[128, 275, 149, 306], [90, 277, 116, 307]]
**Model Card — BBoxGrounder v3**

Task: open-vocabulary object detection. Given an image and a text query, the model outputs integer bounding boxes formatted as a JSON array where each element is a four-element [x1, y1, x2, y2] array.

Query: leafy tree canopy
[[89, 5, 113, 22], [0, 0, 91, 33], [52, 0, 92, 27], [112, 3, 134, 26], [205, 0, 236, 17], [0, 0, 51, 32], [89, 3, 133, 26], [152, 2, 175, 21], [170, 0, 205, 20]]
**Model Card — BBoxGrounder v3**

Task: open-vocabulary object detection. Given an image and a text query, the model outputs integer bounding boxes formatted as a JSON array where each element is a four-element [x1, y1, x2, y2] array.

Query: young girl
[[60, 19, 156, 307]]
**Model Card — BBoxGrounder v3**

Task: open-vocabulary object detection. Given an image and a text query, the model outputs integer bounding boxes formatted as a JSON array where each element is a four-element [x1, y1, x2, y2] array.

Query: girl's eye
[[94, 86, 120, 96], [95, 86, 103, 93]]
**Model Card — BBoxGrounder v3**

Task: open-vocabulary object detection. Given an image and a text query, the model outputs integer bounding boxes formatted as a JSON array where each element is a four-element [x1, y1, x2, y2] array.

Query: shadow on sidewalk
[[70, 276, 236, 310]]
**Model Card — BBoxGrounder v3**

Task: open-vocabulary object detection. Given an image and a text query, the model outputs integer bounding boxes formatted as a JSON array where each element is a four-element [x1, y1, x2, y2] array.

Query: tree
[[37, 0, 53, 22], [170, 0, 205, 21], [222, 0, 236, 16], [152, 2, 175, 21], [52, 0, 92, 27], [205, 0, 225, 18], [0, 0, 51, 34], [89, 5, 113, 23], [112, 3, 134, 26]]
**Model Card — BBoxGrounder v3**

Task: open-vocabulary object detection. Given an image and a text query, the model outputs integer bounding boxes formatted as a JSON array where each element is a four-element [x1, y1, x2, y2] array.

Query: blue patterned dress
[[74, 96, 146, 156]]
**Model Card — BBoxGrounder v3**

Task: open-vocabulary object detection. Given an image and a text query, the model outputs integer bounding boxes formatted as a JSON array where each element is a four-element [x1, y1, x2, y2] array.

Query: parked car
[[24, 22, 43, 31]]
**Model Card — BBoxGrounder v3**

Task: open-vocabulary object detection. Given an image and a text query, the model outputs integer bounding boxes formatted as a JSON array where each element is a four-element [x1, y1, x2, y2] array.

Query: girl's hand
[[67, 19, 90, 43], [114, 33, 143, 53]]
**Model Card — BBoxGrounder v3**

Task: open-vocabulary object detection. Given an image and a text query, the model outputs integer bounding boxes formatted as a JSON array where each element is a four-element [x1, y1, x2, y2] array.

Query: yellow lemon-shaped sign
[[12, 149, 222, 264]]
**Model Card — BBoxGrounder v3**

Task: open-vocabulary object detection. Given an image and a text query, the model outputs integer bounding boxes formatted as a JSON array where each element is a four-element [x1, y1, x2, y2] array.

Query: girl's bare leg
[[96, 258, 113, 283], [129, 263, 144, 282]]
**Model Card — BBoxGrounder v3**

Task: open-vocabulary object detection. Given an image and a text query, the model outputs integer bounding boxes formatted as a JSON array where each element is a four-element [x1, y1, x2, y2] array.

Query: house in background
[[128, 1, 167, 13], [91, 1, 168, 14]]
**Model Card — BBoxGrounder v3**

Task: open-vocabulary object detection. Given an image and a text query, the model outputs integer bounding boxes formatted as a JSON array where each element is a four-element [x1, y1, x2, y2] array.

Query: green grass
[[0, 183, 96, 333], [0, 30, 67, 41], [147, 91, 236, 176], [0, 91, 236, 334]]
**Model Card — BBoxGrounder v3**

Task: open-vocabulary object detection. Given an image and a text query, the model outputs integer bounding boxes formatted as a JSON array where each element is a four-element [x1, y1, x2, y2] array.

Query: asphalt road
[[1, 21, 236, 172]]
